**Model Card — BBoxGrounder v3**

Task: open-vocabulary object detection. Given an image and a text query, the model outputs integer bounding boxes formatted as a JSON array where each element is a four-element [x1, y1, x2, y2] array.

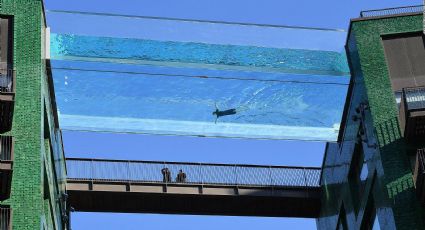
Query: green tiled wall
[[0, 1, 67, 229]]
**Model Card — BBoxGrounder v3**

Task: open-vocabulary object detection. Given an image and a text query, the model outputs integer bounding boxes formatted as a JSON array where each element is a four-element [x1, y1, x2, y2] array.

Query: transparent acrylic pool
[[48, 10, 349, 141]]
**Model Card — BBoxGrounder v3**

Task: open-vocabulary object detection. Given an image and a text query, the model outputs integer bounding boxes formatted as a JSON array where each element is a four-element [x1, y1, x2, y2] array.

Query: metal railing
[[66, 158, 321, 187], [0, 206, 11, 230], [398, 86, 425, 139], [360, 5, 423, 18], [0, 69, 15, 93], [0, 136, 13, 161], [403, 86, 425, 111]]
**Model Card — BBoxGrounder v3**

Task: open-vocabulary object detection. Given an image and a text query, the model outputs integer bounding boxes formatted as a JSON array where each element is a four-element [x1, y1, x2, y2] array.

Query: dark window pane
[[383, 33, 425, 91]]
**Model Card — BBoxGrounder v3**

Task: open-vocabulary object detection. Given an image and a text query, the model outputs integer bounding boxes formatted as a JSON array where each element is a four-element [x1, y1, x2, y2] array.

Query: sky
[[45, 0, 423, 229]]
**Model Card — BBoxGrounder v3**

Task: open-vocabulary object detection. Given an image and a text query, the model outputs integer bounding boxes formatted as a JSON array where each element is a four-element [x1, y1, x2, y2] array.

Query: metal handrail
[[0, 205, 11, 230], [402, 86, 425, 111], [66, 158, 321, 187], [0, 69, 15, 94], [0, 135, 13, 161], [360, 5, 423, 18], [66, 157, 321, 170]]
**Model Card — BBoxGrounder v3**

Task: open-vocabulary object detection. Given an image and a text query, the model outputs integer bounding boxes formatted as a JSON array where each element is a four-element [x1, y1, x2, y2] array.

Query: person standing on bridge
[[161, 167, 171, 183], [176, 169, 187, 183]]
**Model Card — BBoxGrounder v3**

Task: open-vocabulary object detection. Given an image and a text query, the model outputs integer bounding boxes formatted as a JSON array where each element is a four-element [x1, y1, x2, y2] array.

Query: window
[[43, 165, 50, 200], [372, 215, 381, 230], [0, 16, 13, 92], [382, 32, 425, 91], [361, 196, 379, 230], [394, 90, 402, 108], [348, 124, 368, 213], [336, 204, 348, 230], [44, 104, 50, 139], [0, 16, 12, 69], [337, 76, 355, 147]]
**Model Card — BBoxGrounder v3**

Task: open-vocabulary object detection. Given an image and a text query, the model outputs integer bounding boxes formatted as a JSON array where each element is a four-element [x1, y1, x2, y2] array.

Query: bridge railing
[[360, 5, 423, 18], [66, 158, 321, 187]]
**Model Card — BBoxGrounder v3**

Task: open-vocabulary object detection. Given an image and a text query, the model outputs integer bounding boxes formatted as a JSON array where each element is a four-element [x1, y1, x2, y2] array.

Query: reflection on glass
[[360, 161, 368, 181], [50, 33, 349, 76], [46, 10, 347, 50], [47, 10, 349, 76], [372, 214, 381, 230]]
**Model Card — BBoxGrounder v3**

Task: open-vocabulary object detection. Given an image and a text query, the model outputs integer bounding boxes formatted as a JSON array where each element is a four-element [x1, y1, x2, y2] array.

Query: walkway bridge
[[66, 158, 322, 218]]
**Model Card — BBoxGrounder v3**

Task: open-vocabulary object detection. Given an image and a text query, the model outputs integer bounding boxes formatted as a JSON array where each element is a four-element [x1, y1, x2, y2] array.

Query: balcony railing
[[399, 86, 425, 141], [0, 135, 13, 201], [360, 5, 423, 18], [0, 205, 11, 230], [0, 69, 15, 94], [0, 135, 13, 161], [67, 158, 321, 187], [0, 69, 15, 133]]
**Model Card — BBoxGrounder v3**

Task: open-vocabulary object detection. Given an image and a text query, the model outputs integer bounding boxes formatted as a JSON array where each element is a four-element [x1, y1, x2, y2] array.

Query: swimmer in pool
[[213, 103, 238, 124]]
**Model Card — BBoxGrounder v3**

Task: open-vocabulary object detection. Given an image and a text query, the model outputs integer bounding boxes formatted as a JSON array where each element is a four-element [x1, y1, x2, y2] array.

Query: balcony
[[0, 69, 15, 133], [0, 135, 13, 201], [414, 148, 425, 203], [0, 205, 11, 230], [399, 86, 425, 142]]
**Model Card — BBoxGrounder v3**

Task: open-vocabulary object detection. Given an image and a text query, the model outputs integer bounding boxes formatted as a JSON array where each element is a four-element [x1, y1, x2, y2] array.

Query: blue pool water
[[52, 61, 348, 141], [51, 34, 349, 76]]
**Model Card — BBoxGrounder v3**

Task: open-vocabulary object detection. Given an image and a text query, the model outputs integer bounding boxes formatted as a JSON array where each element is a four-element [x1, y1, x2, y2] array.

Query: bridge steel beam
[[67, 179, 321, 218]]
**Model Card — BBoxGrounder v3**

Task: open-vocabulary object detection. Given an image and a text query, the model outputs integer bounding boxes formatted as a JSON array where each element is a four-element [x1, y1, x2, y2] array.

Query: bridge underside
[[67, 180, 321, 218]]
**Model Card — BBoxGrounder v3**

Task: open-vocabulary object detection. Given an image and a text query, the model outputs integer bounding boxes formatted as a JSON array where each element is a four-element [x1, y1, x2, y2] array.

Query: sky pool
[[48, 10, 349, 141]]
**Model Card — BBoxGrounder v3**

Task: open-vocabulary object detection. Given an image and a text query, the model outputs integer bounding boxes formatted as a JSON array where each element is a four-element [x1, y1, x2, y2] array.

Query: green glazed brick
[[0, 1, 67, 229]]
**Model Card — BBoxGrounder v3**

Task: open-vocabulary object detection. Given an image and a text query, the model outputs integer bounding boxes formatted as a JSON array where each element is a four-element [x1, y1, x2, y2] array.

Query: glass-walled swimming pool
[[47, 10, 349, 141]]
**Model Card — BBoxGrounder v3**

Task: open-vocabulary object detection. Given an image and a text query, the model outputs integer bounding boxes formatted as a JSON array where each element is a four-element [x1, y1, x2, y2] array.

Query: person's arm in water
[[213, 108, 219, 124]]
